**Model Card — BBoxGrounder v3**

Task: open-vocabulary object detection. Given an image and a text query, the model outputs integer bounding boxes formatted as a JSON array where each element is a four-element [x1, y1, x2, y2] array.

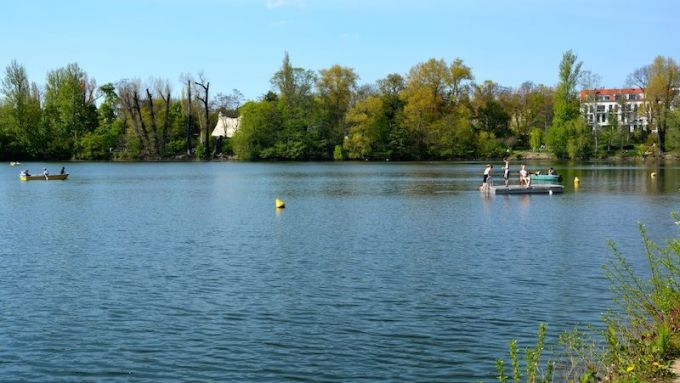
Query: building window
[[597, 105, 605, 112], [628, 94, 637, 100]]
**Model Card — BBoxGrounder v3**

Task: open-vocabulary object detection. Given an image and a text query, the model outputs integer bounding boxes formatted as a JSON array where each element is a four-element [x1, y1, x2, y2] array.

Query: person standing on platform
[[503, 159, 510, 187], [481, 164, 493, 192]]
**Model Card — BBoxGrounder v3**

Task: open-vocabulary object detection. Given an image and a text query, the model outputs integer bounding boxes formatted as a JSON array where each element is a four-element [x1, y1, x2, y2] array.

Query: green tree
[[547, 50, 584, 158], [270, 52, 318, 159], [472, 81, 511, 138], [232, 100, 279, 160], [317, 64, 358, 158], [566, 118, 591, 159], [646, 56, 680, 153], [43, 63, 97, 159], [344, 95, 384, 159], [77, 83, 123, 160], [529, 128, 542, 152], [377, 73, 408, 159], [447, 57, 474, 105], [665, 109, 680, 152], [1, 60, 42, 158], [401, 58, 474, 159]]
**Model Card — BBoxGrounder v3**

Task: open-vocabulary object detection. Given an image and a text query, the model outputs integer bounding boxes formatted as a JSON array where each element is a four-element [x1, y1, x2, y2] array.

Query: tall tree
[[401, 58, 450, 157], [546, 50, 583, 158], [156, 80, 172, 156], [317, 64, 358, 156], [447, 57, 474, 105], [270, 53, 317, 159], [1, 60, 42, 158], [184, 79, 194, 156], [117, 79, 152, 157], [646, 56, 680, 153], [195, 73, 211, 158], [43, 63, 97, 158]]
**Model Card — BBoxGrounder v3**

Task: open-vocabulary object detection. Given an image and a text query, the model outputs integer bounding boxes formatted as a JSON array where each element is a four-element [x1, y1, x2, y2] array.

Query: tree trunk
[[121, 94, 145, 154], [145, 88, 161, 157], [160, 90, 171, 157], [195, 81, 210, 159], [186, 80, 193, 156], [132, 92, 151, 154]]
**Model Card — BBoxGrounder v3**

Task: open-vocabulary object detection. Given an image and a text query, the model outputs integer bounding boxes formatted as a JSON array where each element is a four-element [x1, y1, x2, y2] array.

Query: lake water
[[1, 161, 678, 382]]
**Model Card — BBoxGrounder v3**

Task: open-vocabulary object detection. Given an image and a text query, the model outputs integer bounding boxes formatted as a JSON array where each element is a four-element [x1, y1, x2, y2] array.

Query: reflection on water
[[0, 161, 678, 382]]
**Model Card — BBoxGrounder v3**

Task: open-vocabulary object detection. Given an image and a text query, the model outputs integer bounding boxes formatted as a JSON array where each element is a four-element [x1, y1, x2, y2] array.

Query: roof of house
[[579, 87, 644, 99]]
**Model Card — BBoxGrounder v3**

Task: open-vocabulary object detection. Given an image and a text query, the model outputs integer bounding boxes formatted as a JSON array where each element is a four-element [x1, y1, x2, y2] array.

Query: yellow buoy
[[275, 198, 285, 209], [574, 177, 580, 184], [651, 172, 656, 178]]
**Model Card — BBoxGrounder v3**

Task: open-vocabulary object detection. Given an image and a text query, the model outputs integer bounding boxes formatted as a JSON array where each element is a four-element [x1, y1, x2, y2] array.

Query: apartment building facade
[[579, 88, 649, 132]]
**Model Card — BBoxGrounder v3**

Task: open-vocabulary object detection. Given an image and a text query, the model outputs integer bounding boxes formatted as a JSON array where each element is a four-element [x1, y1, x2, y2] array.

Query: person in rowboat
[[43, 168, 49, 180]]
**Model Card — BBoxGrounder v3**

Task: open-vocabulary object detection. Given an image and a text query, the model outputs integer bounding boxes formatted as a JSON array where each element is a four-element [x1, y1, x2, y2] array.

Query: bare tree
[[212, 89, 244, 117], [182, 78, 194, 156], [145, 87, 161, 157], [195, 73, 210, 159], [132, 89, 153, 156], [156, 79, 172, 156], [118, 80, 150, 156]]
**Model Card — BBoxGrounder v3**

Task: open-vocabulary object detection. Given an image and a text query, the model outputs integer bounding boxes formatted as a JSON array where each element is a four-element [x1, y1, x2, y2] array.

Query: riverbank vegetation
[[495, 214, 680, 382], [1, 51, 678, 161]]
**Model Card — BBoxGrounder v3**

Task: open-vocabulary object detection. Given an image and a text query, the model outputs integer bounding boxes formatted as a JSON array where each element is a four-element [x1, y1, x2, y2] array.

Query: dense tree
[[2, 51, 677, 161], [472, 81, 511, 138], [505, 82, 553, 147], [547, 50, 586, 159], [401, 59, 454, 158], [77, 83, 122, 160], [646, 56, 679, 153], [317, 65, 358, 157], [269, 54, 318, 159], [232, 100, 279, 160], [43, 63, 97, 159], [1, 60, 42, 158], [343, 95, 384, 159]]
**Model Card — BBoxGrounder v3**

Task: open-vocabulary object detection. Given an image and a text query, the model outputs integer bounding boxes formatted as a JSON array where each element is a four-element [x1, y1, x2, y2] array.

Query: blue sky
[[2, 0, 678, 101]]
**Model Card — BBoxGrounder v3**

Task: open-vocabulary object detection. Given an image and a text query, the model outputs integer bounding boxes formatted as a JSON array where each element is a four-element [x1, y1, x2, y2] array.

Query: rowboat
[[20, 174, 69, 181], [530, 174, 562, 183]]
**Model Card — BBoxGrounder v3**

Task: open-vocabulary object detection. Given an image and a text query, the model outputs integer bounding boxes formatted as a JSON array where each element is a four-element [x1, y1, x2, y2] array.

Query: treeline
[[1, 51, 678, 161]]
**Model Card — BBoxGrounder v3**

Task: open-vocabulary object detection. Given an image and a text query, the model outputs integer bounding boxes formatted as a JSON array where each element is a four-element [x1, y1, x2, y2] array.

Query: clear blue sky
[[2, 0, 678, 101]]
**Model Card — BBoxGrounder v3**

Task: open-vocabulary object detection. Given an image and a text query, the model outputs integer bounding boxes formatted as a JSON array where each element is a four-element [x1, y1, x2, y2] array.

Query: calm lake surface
[[1, 161, 678, 382]]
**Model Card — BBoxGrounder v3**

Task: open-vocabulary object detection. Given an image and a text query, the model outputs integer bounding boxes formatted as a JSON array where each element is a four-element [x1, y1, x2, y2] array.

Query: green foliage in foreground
[[494, 214, 680, 383], [496, 323, 554, 383], [602, 215, 680, 382]]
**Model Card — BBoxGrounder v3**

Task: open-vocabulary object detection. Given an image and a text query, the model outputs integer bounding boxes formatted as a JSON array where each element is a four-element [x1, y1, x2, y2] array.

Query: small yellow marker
[[275, 198, 285, 209], [651, 171, 656, 178]]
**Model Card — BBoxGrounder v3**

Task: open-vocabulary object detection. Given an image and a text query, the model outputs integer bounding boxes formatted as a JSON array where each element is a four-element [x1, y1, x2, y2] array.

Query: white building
[[579, 88, 649, 132], [211, 113, 241, 138]]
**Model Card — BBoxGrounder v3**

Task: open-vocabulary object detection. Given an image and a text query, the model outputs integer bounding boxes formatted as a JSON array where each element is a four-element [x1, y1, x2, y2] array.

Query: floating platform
[[488, 184, 564, 195]]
